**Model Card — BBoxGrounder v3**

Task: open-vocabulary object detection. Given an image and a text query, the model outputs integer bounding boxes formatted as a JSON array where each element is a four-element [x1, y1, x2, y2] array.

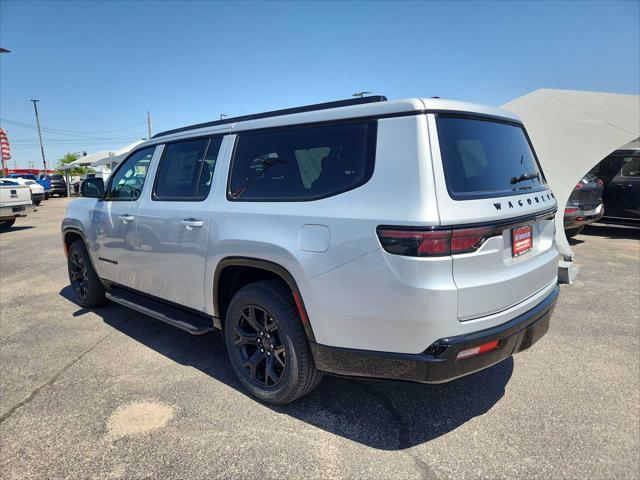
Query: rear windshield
[[436, 115, 546, 199], [50, 174, 64, 180]]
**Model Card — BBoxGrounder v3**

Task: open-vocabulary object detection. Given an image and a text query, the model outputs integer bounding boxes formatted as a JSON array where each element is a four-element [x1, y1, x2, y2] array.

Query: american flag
[[0, 127, 10, 161]]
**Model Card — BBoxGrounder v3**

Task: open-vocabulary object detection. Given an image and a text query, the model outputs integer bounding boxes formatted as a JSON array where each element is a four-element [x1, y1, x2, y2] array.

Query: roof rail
[[152, 95, 388, 139]]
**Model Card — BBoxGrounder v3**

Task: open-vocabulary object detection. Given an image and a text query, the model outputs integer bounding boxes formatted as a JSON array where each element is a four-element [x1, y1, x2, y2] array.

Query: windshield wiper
[[510, 172, 539, 185]]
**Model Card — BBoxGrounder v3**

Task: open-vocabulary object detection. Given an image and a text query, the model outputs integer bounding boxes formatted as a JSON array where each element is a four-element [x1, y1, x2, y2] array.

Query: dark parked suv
[[564, 174, 604, 237], [590, 148, 640, 226], [47, 174, 68, 197]]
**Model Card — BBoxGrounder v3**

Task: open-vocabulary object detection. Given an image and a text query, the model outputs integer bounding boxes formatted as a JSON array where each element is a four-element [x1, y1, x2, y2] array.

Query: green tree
[[56, 153, 93, 175]]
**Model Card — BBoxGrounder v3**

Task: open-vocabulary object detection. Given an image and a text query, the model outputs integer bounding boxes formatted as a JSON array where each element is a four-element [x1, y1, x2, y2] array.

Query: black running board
[[106, 286, 217, 335]]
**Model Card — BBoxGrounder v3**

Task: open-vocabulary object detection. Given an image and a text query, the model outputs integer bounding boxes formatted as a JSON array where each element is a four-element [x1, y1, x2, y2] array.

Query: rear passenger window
[[228, 122, 376, 201], [153, 137, 223, 201]]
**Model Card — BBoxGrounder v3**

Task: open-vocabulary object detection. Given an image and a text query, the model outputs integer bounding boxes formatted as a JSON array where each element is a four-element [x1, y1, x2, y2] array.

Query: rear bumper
[[310, 285, 559, 383], [564, 203, 604, 228], [0, 203, 35, 219]]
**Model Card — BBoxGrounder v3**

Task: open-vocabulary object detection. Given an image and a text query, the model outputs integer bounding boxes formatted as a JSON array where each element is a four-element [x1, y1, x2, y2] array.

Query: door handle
[[119, 214, 135, 223], [181, 218, 204, 230]]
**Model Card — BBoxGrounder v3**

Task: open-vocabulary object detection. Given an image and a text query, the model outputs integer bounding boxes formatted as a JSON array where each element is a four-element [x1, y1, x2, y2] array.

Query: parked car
[[9, 173, 52, 199], [564, 173, 604, 237], [46, 174, 68, 197], [63, 96, 560, 405], [0, 180, 35, 229], [590, 148, 640, 226], [7, 177, 45, 205]]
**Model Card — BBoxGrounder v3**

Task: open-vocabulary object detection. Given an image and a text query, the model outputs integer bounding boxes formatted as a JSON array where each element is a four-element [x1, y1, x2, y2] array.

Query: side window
[[153, 137, 223, 201], [620, 156, 640, 178], [228, 121, 375, 201], [105, 147, 155, 200]]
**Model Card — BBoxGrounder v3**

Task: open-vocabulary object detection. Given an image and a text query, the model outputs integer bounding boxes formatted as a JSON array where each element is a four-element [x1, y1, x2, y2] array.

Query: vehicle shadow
[[0, 226, 35, 234], [59, 286, 513, 450], [583, 224, 640, 240]]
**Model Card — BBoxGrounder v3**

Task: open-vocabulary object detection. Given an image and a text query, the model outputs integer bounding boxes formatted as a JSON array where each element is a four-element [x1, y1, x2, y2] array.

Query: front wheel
[[67, 240, 106, 307], [224, 280, 322, 405]]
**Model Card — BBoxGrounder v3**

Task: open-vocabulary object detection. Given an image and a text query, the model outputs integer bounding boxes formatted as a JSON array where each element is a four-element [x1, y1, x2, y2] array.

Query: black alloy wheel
[[66, 240, 106, 308], [233, 305, 287, 387], [224, 280, 322, 404], [69, 248, 89, 301]]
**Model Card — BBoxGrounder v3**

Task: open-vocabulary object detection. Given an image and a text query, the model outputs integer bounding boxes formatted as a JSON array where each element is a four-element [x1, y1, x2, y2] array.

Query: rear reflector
[[377, 226, 494, 257], [456, 340, 500, 359], [564, 207, 579, 214]]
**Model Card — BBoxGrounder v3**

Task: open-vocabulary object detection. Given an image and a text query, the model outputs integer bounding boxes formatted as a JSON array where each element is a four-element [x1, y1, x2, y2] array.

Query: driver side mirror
[[81, 177, 105, 198]]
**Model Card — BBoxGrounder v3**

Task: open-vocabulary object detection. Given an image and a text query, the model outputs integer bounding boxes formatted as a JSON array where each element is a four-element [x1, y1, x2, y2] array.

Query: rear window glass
[[228, 121, 375, 201], [436, 115, 546, 199], [51, 174, 64, 180]]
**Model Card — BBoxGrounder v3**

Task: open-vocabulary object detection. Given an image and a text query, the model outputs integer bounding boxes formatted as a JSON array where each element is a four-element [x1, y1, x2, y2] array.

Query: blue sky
[[1, 0, 638, 168]]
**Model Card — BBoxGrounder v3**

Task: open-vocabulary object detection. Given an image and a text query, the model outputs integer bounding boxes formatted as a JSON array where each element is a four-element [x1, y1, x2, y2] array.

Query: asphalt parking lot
[[0, 197, 638, 479]]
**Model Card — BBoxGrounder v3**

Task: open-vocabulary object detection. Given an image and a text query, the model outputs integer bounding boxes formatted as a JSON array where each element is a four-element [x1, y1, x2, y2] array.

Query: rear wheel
[[67, 240, 106, 307], [0, 219, 16, 230], [565, 226, 584, 238], [224, 280, 322, 405], [33, 199, 41, 206]]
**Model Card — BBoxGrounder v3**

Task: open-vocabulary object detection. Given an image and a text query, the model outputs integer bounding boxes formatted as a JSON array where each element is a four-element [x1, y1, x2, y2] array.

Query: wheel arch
[[62, 227, 99, 274], [213, 257, 316, 343]]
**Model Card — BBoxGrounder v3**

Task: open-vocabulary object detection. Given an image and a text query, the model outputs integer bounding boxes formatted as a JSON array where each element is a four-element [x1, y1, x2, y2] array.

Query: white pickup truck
[[0, 180, 36, 230]]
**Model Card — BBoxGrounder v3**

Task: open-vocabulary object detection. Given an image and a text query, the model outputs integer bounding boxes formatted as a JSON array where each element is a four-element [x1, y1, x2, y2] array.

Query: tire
[[0, 219, 16, 230], [44, 193, 50, 200], [566, 226, 584, 238], [33, 199, 41, 206], [67, 239, 106, 307], [224, 280, 322, 405]]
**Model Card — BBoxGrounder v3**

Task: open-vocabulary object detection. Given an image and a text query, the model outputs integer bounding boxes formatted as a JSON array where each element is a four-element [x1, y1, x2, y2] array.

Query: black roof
[[152, 95, 387, 139]]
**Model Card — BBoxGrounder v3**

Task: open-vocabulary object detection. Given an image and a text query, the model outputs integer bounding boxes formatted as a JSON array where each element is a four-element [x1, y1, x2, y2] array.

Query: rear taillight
[[574, 182, 583, 190], [377, 226, 494, 257], [596, 178, 604, 187], [565, 207, 579, 214]]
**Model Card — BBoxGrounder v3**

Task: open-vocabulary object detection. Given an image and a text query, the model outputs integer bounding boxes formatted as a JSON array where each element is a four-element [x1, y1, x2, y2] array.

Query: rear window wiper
[[510, 172, 539, 185]]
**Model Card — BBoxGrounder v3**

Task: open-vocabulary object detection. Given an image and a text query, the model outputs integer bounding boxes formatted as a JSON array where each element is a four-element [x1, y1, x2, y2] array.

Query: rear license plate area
[[512, 225, 532, 257]]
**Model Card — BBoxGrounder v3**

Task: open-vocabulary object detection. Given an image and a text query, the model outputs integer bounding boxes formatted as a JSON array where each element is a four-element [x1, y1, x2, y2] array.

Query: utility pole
[[147, 111, 152, 139], [30, 99, 47, 172]]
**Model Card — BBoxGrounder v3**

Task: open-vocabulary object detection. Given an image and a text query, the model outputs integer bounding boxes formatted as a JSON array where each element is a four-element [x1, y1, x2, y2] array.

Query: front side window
[[436, 115, 546, 199], [105, 147, 155, 200], [228, 121, 375, 201], [153, 137, 222, 201]]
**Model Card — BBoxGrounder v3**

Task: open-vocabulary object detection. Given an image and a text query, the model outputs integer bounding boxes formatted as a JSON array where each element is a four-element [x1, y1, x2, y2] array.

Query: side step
[[106, 286, 218, 335]]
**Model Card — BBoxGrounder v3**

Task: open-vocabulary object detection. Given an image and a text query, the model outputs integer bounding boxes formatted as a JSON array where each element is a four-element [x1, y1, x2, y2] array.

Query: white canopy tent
[[90, 140, 144, 168], [502, 89, 640, 282], [57, 140, 145, 195]]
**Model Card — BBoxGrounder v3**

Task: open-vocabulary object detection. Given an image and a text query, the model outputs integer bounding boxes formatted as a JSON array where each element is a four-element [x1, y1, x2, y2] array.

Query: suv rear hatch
[[430, 114, 558, 321]]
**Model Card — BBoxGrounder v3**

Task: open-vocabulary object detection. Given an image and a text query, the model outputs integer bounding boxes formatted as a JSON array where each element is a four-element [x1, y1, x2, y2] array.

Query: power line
[[0, 118, 147, 138]]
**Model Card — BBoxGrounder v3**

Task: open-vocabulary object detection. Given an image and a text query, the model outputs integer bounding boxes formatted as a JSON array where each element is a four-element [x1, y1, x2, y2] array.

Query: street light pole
[[147, 111, 152, 139], [30, 99, 47, 172]]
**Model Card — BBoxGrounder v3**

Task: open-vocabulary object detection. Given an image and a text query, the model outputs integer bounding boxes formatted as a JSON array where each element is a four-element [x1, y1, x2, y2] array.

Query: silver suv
[[62, 96, 559, 404]]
